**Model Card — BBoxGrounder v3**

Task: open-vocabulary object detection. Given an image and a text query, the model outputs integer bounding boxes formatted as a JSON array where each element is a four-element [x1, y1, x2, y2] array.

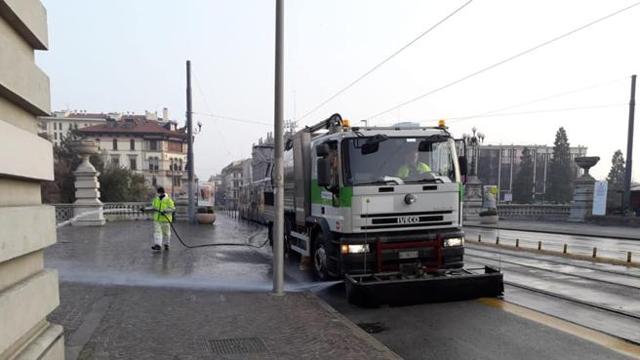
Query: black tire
[[313, 231, 330, 281]]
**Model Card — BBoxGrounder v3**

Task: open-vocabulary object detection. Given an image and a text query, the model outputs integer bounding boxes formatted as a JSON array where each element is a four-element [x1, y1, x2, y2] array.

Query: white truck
[[265, 114, 502, 306]]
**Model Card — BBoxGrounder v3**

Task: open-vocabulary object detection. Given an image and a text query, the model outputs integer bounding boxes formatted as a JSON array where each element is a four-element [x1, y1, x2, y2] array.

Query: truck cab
[[269, 114, 468, 280]]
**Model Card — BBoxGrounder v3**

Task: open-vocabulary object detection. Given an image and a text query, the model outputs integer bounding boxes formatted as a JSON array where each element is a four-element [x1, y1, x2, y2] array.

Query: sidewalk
[[465, 219, 640, 240], [49, 282, 400, 360], [47, 219, 400, 359]]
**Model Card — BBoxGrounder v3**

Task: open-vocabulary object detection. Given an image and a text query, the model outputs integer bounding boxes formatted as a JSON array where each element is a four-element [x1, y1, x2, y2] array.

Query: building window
[[113, 139, 118, 150], [130, 156, 137, 170], [74, 123, 78, 130], [152, 176, 157, 187], [111, 155, 120, 167], [54, 133, 57, 140], [149, 140, 158, 151], [148, 157, 159, 171], [130, 139, 135, 150]]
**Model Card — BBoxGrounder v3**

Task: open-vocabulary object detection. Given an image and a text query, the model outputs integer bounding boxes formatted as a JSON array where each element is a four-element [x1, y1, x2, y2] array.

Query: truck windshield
[[343, 136, 457, 186]]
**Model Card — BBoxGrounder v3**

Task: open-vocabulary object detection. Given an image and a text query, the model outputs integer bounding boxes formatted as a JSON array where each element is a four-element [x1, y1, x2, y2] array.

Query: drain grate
[[208, 337, 267, 354], [357, 322, 387, 334]]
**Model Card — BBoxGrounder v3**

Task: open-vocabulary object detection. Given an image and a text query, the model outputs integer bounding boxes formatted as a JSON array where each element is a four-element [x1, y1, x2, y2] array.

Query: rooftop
[[78, 118, 186, 139]]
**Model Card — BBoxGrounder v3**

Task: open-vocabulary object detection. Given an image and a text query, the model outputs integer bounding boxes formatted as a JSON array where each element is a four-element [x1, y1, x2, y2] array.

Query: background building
[[251, 132, 274, 182], [39, 110, 108, 145], [0, 1, 64, 358], [38, 107, 171, 146], [220, 159, 247, 209], [476, 144, 588, 202], [78, 113, 188, 195]]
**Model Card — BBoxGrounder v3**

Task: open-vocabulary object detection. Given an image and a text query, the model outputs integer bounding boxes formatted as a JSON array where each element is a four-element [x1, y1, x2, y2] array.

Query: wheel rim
[[314, 246, 327, 275]]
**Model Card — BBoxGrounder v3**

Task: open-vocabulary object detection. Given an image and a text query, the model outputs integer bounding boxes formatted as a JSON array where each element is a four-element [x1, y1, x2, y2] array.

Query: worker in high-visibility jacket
[[396, 151, 431, 180], [149, 187, 175, 252]]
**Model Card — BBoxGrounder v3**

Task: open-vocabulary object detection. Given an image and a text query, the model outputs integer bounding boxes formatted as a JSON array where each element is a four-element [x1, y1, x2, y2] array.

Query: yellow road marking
[[478, 298, 640, 359]]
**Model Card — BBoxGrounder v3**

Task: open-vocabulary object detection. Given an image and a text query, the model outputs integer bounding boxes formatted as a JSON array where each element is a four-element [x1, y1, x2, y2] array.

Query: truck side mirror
[[316, 143, 330, 157], [317, 158, 331, 187], [458, 156, 468, 177]]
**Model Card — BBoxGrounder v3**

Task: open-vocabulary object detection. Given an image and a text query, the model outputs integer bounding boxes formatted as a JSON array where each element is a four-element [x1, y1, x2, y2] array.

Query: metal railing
[[53, 202, 150, 224], [102, 202, 150, 221], [54, 204, 74, 224], [497, 204, 571, 221]]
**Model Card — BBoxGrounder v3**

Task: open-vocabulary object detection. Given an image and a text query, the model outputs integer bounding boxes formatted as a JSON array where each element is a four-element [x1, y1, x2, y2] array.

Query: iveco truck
[[265, 113, 502, 306]]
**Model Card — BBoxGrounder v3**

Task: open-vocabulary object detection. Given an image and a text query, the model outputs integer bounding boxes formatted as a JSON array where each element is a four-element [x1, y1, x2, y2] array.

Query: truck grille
[[360, 210, 453, 230]]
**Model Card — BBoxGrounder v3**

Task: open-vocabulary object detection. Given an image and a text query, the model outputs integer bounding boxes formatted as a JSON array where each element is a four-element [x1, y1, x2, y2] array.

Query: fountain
[[70, 139, 105, 226], [568, 156, 600, 222]]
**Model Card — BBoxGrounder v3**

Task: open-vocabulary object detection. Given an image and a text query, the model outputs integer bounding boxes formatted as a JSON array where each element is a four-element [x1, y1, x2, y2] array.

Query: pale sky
[[38, 0, 640, 181]]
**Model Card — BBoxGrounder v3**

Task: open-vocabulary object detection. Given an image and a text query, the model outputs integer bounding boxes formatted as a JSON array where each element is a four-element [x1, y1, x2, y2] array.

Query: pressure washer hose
[[147, 209, 270, 249]]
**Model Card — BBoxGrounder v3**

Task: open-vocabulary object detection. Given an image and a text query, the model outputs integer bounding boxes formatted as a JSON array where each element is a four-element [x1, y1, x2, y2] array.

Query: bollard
[[628, 252, 632, 263], [592, 247, 597, 258], [537, 241, 542, 251], [478, 234, 482, 242], [496, 237, 500, 245], [515, 238, 519, 248], [563, 244, 568, 254]]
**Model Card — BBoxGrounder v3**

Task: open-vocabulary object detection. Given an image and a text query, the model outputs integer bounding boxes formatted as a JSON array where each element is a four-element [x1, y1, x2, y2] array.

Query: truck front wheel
[[313, 231, 330, 280]]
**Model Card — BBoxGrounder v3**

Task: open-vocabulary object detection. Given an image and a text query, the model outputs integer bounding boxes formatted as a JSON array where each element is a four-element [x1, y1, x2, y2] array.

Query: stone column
[[464, 176, 484, 221], [71, 140, 105, 226], [568, 156, 600, 222]]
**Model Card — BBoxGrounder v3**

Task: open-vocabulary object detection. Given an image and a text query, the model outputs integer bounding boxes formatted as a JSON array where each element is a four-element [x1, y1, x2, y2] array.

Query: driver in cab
[[396, 149, 431, 180]]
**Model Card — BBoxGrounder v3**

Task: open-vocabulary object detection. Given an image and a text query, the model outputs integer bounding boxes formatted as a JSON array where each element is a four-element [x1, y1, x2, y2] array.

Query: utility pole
[[623, 74, 636, 214], [272, 0, 285, 295], [186, 60, 195, 223]]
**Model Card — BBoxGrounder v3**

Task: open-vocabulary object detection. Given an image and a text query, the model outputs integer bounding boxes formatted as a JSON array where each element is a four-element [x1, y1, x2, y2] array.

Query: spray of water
[[56, 208, 142, 228]]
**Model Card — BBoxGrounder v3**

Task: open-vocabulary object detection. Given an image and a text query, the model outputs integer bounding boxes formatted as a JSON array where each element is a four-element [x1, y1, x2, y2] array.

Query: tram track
[[466, 243, 640, 278], [502, 281, 640, 322], [466, 251, 640, 290]]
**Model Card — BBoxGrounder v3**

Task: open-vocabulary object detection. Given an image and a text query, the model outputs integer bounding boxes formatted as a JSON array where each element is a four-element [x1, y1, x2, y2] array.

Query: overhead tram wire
[[297, 0, 474, 123], [191, 73, 234, 158], [450, 77, 626, 122], [368, 2, 640, 120], [445, 103, 626, 122], [423, 76, 627, 123], [192, 111, 271, 127]]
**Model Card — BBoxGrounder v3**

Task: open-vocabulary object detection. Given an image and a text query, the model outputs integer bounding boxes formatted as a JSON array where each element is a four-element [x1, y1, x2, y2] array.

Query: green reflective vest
[[151, 195, 175, 222], [397, 161, 431, 179]]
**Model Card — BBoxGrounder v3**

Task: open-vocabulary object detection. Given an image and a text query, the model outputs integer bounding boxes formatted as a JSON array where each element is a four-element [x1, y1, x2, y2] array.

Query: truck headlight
[[341, 244, 370, 254], [444, 237, 464, 247]]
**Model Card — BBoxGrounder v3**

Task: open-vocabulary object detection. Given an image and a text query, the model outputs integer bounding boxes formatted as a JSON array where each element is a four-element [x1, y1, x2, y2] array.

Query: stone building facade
[[0, 0, 64, 358], [78, 115, 188, 196]]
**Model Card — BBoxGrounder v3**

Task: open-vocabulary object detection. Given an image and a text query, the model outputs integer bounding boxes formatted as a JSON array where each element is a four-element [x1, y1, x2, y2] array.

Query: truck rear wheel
[[313, 231, 330, 280]]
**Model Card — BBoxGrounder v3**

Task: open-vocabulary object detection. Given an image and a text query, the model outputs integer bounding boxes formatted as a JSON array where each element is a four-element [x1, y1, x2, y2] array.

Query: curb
[[467, 242, 639, 268], [305, 292, 403, 360], [464, 224, 640, 241]]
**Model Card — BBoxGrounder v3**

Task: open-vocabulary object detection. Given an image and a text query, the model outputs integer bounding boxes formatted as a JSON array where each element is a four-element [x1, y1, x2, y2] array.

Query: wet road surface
[[47, 215, 639, 359], [464, 244, 640, 343]]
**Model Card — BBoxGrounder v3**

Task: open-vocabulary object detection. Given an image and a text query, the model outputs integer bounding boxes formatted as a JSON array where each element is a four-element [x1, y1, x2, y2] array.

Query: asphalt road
[[48, 215, 637, 360]]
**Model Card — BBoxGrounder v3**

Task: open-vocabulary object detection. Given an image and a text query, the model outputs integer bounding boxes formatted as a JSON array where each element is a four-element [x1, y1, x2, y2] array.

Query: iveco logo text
[[398, 216, 420, 224]]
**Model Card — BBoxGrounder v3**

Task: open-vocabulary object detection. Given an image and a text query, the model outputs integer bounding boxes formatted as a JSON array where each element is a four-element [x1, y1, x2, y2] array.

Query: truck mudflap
[[344, 266, 504, 307]]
